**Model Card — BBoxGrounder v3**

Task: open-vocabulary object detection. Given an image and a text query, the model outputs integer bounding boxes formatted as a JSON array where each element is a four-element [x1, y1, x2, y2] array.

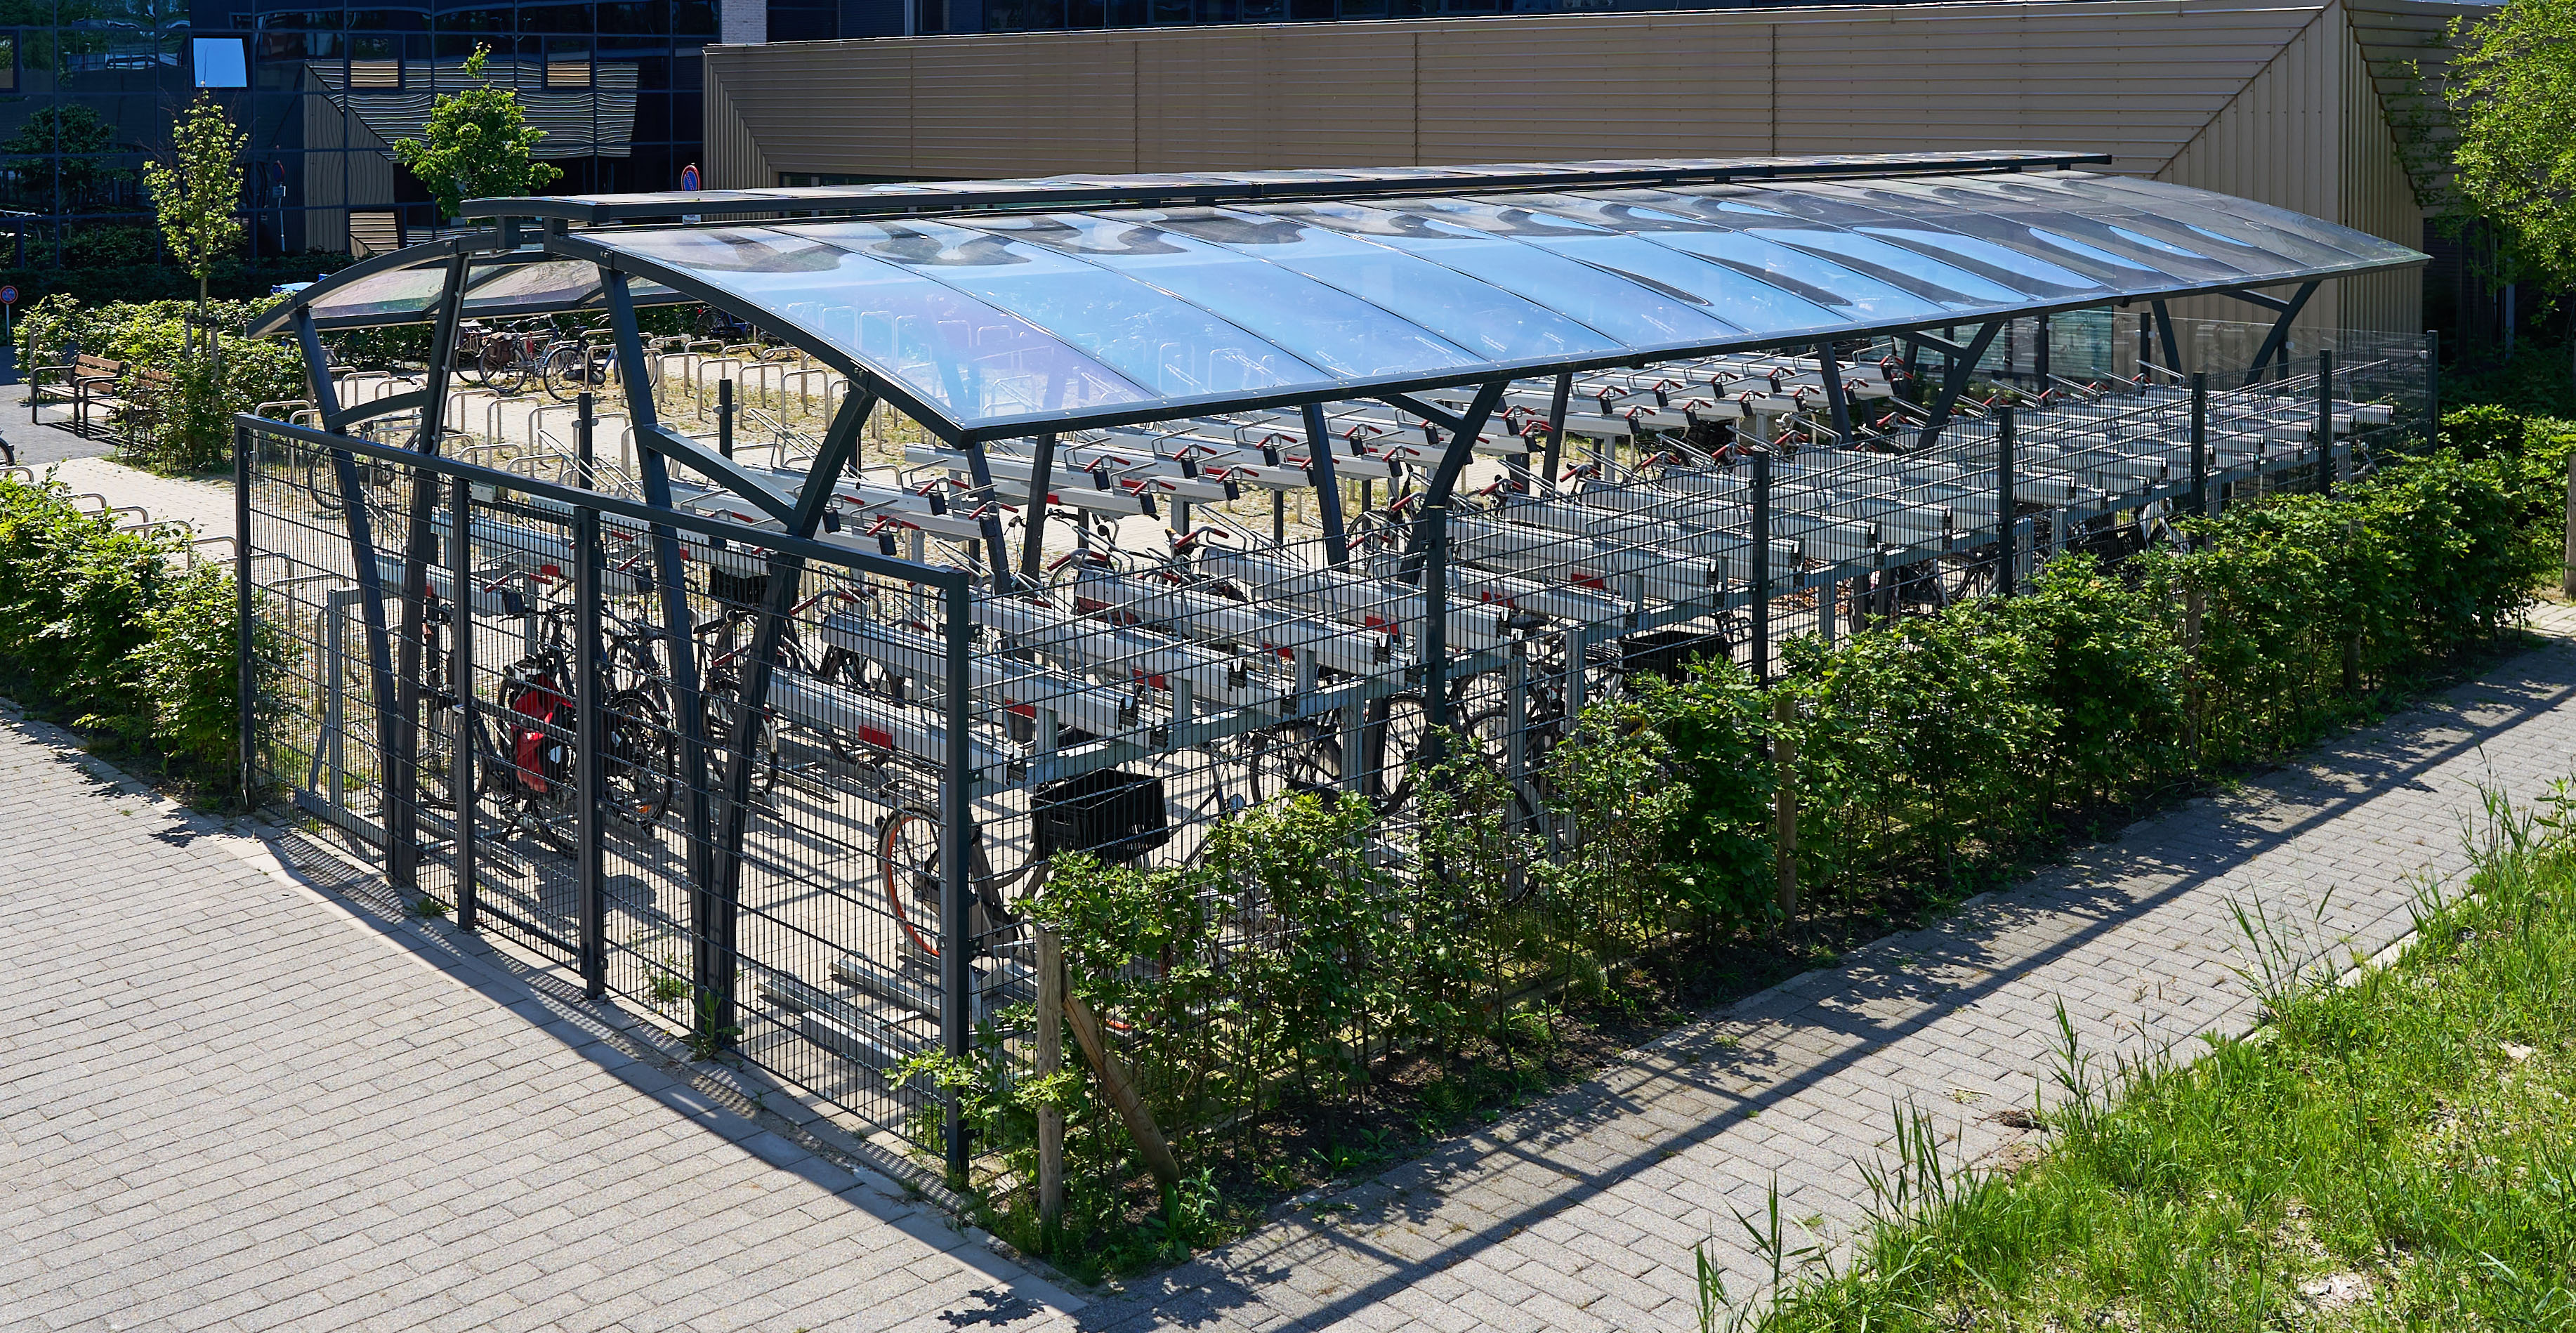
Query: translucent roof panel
[[263, 164, 2425, 442]]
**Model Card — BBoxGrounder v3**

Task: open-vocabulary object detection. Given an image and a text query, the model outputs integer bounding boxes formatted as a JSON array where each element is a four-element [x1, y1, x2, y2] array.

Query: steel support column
[[1393, 381, 1510, 573], [575, 397, 605, 997], [1300, 402, 1349, 564], [2150, 299, 2183, 380], [386, 254, 471, 890], [1816, 341, 1852, 442], [2315, 348, 2336, 493], [295, 309, 401, 869], [2190, 373, 2209, 530], [599, 270, 725, 1033], [2238, 282, 2319, 386], [1910, 322, 2004, 450], [1995, 405, 2016, 596], [448, 470, 478, 932], [1751, 450, 1770, 682], [1018, 433, 1057, 585], [1541, 372, 1573, 482], [704, 389, 875, 1042]]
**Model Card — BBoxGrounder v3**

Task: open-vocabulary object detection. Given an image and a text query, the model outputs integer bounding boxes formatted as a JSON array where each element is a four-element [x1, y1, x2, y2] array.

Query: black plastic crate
[[1033, 768, 1171, 860]]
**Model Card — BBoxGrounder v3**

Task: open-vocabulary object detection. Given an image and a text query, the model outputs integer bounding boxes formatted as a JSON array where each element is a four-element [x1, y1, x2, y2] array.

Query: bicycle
[[460, 317, 549, 395], [422, 593, 677, 856]]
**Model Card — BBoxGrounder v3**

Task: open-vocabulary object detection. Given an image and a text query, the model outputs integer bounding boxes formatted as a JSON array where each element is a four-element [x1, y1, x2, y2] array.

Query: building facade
[[703, 0, 2483, 335]]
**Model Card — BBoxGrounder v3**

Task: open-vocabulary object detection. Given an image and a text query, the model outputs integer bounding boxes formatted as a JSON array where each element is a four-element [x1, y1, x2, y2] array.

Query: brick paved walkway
[[9, 582, 2576, 1332], [0, 704, 1083, 1332], [1070, 605, 2576, 1332]]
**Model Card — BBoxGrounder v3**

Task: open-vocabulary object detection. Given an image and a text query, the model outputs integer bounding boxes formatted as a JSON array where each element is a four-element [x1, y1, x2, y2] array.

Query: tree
[[390, 45, 563, 223], [2446, 0, 2576, 373], [140, 93, 246, 325]]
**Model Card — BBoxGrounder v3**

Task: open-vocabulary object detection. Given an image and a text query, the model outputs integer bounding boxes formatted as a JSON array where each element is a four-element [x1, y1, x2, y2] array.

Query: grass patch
[[1711, 790, 2576, 1332]]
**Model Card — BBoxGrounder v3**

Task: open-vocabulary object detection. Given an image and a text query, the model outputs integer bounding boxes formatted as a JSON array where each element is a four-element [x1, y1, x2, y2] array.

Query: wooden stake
[[1034, 926, 1065, 1242], [1062, 984, 1181, 1190], [1773, 692, 1799, 917]]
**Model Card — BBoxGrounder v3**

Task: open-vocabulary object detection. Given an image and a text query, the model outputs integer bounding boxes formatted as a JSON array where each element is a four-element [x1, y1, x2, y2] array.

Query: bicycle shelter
[[237, 152, 2429, 1179]]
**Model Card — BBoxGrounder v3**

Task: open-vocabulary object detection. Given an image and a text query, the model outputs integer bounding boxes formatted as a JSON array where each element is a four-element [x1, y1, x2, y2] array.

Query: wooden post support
[[2561, 453, 2576, 600], [1062, 985, 1181, 1190], [1034, 927, 1066, 1241], [1773, 692, 1799, 917]]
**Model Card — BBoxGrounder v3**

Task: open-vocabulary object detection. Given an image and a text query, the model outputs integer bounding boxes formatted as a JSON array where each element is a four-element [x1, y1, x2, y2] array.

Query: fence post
[[449, 471, 478, 934], [234, 423, 256, 808], [2425, 330, 2441, 443], [2561, 454, 2576, 600], [1424, 502, 1452, 739], [1035, 926, 1065, 1246], [2189, 373, 2209, 532], [2315, 348, 2336, 494], [575, 393, 605, 999], [941, 575, 974, 1186], [1773, 691, 1798, 918], [1995, 403, 2016, 596], [1751, 450, 1770, 683], [717, 378, 734, 459], [2183, 584, 2204, 761]]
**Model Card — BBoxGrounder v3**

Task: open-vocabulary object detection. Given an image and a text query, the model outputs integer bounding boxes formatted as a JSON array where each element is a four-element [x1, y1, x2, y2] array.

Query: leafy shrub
[[19, 294, 309, 475], [0, 474, 281, 792]]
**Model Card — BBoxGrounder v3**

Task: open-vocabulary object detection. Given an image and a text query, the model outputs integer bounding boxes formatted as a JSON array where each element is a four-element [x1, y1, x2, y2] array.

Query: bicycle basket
[[1032, 769, 1170, 860]]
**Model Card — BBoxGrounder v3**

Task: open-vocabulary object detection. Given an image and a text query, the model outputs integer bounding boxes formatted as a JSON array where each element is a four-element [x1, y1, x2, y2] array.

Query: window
[[0, 36, 14, 92], [193, 37, 250, 87]]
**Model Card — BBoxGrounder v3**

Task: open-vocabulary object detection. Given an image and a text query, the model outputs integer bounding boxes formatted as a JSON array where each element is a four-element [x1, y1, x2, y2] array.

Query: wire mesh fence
[[239, 315, 2433, 1186]]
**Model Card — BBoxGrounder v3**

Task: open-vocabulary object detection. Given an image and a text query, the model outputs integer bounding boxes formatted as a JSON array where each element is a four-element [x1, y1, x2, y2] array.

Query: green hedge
[[0, 475, 289, 792], [970, 407, 2576, 1275]]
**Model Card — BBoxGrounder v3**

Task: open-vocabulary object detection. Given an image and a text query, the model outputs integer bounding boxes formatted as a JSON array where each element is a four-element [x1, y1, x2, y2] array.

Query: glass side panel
[[609, 226, 1150, 427], [1137, 206, 1622, 362], [459, 259, 605, 313], [1260, 202, 1739, 345], [795, 219, 1327, 398], [975, 214, 1483, 379], [308, 263, 449, 324]]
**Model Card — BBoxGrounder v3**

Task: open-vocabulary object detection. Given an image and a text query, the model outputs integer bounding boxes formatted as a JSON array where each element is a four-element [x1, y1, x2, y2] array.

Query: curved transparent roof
[[261, 166, 2422, 442]]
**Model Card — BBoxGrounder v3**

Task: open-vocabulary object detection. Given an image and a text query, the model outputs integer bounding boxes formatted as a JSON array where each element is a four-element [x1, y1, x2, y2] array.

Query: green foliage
[[391, 44, 566, 223], [18, 294, 307, 475], [1750, 792, 2576, 1332], [140, 94, 247, 307], [0, 475, 284, 795], [2447, 0, 2576, 291]]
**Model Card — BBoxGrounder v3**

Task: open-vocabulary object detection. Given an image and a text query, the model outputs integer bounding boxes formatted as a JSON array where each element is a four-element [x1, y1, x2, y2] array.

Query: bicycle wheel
[[1365, 693, 1431, 809], [1251, 717, 1343, 801], [879, 806, 944, 959], [701, 671, 781, 807], [601, 688, 676, 831], [480, 339, 529, 395], [539, 345, 584, 402]]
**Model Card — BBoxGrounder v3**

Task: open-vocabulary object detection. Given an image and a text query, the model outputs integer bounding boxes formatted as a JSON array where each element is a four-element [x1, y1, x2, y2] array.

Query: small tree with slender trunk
[[141, 93, 247, 339], [392, 44, 564, 224]]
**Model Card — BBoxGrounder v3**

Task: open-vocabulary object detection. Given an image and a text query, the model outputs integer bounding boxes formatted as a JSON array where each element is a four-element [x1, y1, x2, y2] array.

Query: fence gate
[[242, 416, 983, 1149]]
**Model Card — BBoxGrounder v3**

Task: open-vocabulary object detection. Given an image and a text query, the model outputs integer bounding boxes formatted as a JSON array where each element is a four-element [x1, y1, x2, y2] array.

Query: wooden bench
[[28, 353, 128, 436]]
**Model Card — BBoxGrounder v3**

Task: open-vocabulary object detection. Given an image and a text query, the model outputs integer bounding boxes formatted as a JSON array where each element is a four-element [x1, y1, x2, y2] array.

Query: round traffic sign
[[1, 287, 19, 306]]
